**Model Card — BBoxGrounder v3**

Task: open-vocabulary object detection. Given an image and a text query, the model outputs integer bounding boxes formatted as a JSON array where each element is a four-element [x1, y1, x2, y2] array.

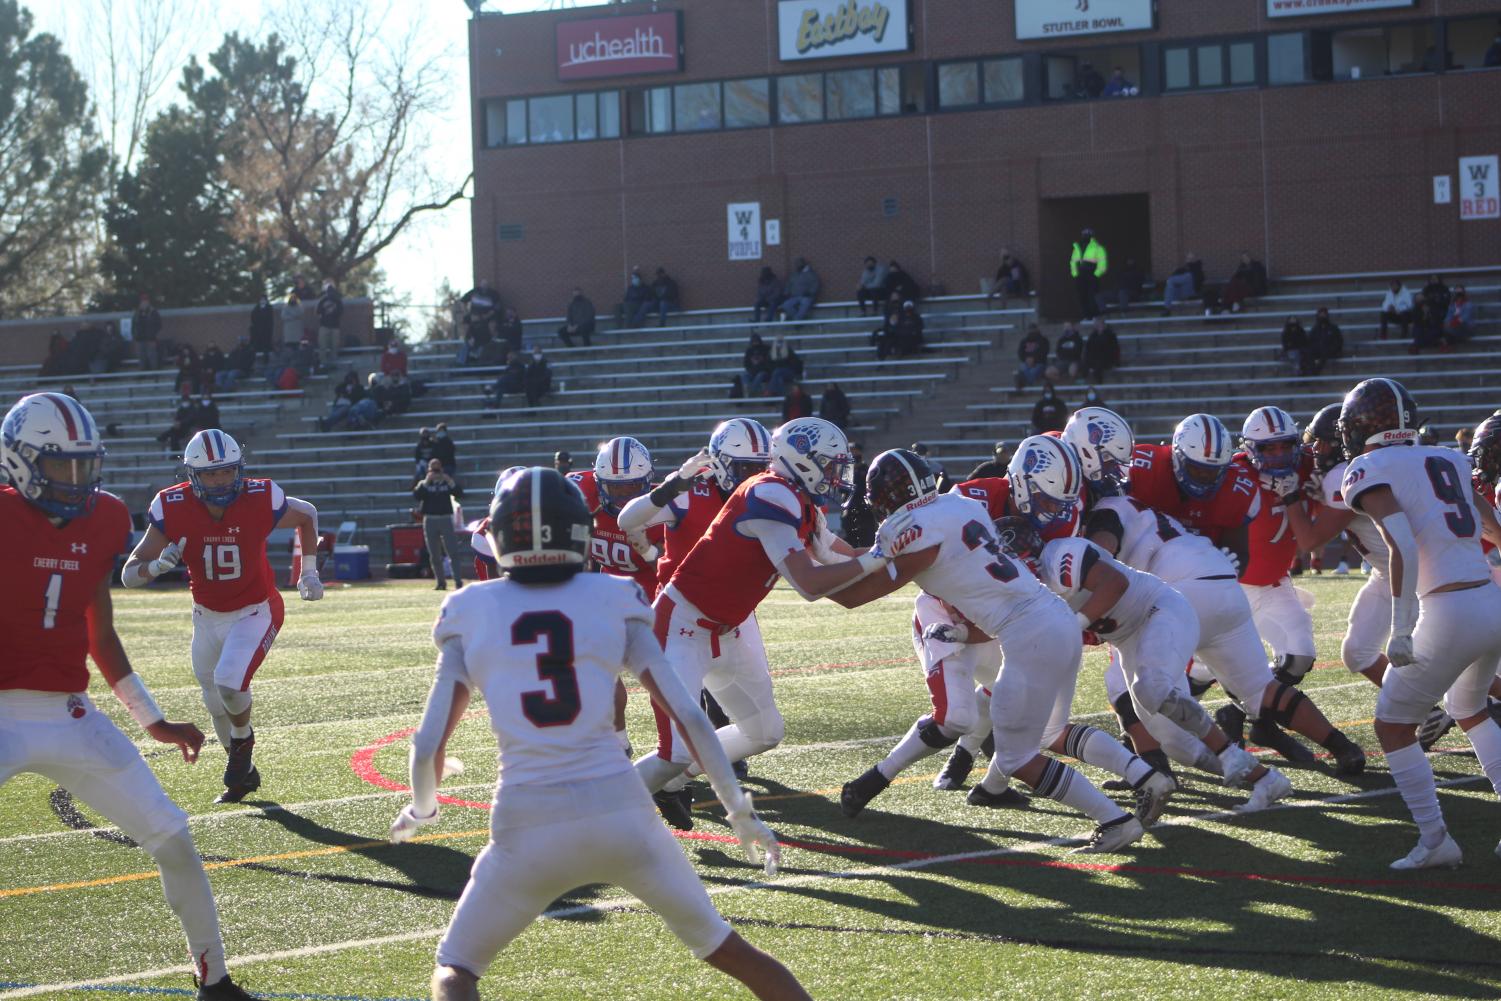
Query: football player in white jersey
[[830, 448, 1155, 853], [1011, 522, 1287, 812], [388, 468, 810, 1001], [1338, 379, 1501, 869], [1082, 485, 1367, 778]]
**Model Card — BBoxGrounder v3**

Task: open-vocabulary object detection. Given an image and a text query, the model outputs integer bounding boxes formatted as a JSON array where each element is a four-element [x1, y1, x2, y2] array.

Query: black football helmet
[[992, 515, 1042, 566], [1337, 379, 1418, 458], [1302, 403, 1345, 473], [865, 448, 937, 520], [487, 466, 591, 583], [1470, 413, 1501, 489]]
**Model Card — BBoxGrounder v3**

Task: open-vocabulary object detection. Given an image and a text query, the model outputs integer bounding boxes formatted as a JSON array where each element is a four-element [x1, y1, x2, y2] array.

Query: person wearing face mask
[[381, 339, 409, 379], [623, 267, 652, 328], [195, 395, 221, 437], [1083, 386, 1105, 409], [316, 279, 343, 371], [432, 423, 457, 477], [524, 347, 552, 408], [557, 287, 596, 347], [1030, 381, 1067, 435], [1307, 307, 1343, 375]]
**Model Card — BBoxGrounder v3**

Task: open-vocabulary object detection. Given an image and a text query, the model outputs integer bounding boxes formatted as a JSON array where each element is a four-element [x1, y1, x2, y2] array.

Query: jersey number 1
[[513, 611, 582, 727], [1424, 457, 1476, 538]]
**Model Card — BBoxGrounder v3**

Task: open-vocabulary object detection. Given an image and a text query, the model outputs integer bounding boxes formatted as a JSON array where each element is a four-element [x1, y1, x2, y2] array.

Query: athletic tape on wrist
[[111, 673, 165, 729]]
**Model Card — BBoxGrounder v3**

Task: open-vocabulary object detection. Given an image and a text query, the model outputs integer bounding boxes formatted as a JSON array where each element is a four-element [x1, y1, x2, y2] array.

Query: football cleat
[[732, 759, 750, 781], [196, 975, 259, 1000], [1215, 704, 1247, 747], [840, 766, 891, 817], [652, 788, 695, 831], [1072, 814, 1145, 854], [1324, 733, 1367, 776], [1248, 718, 1317, 765], [965, 783, 1030, 809], [1418, 706, 1457, 751], [1218, 742, 1259, 789], [1390, 832, 1462, 871], [934, 746, 974, 790], [215, 767, 261, 805], [1238, 767, 1293, 812], [223, 730, 256, 787], [1132, 770, 1177, 827]]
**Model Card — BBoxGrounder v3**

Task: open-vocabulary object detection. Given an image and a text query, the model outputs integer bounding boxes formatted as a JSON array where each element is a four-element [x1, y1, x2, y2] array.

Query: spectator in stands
[[892, 300, 926, 358], [1108, 257, 1146, 311], [292, 274, 317, 304], [623, 267, 652, 327], [781, 379, 813, 422], [1075, 62, 1105, 99], [910, 442, 951, 492], [1102, 66, 1137, 97], [820, 382, 851, 431], [1457, 427, 1476, 452], [883, 260, 922, 305], [175, 345, 203, 396], [1070, 228, 1107, 320], [1444, 285, 1475, 343], [1014, 324, 1050, 391], [752, 267, 782, 323], [157, 391, 199, 453], [413, 428, 439, 478], [967, 441, 1011, 481], [1281, 315, 1310, 375], [843, 442, 874, 548], [413, 458, 466, 590], [316, 280, 343, 370], [387, 372, 415, 416], [1379, 278, 1415, 341], [39, 331, 69, 377], [195, 395, 220, 436], [132, 293, 162, 370], [649, 267, 680, 327], [768, 335, 804, 395], [432, 423, 457, 477], [201, 343, 227, 389], [524, 347, 552, 408], [1161, 253, 1204, 314], [855, 257, 888, 315], [493, 308, 522, 357], [1422, 273, 1452, 320], [743, 332, 773, 395], [486, 355, 526, 410], [780, 258, 821, 321], [461, 281, 500, 348], [987, 249, 1030, 308], [728, 375, 745, 399], [60, 383, 79, 402], [1031, 382, 1067, 434], [319, 372, 366, 432], [250, 294, 275, 358], [94, 322, 127, 375], [1220, 252, 1269, 313], [554, 451, 573, 475], [1055, 322, 1084, 381], [1082, 386, 1106, 409], [228, 336, 255, 383], [558, 287, 596, 348], [282, 290, 306, 348], [379, 340, 408, 380], [1307, 307, 1344, 374]]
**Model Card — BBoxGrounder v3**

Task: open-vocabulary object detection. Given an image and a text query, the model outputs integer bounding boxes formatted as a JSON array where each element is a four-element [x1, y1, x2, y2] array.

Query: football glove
[[1259, 470, 1301, 504], [1386, 634, 1415, 667], [876, 510, 919, 557], [298, 570, 324, 601], [725, 794, 780, 877], [148, 537, 188, 578], [626, 529, 660, 562], [676, 448, 713, 481], [1217, 546, 1242, 573], [389, 804, 439, 844], [922, 622, 970, 645], [810, 507, 841, 564]]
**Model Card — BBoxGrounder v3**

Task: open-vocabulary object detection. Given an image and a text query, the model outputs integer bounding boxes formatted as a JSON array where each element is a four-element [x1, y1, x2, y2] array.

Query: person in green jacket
[[1070, 228, 1108, 320]]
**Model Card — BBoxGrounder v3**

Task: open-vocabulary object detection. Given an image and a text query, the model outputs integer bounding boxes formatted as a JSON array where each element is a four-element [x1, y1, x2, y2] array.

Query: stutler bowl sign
[[556, 11, 683, 81]]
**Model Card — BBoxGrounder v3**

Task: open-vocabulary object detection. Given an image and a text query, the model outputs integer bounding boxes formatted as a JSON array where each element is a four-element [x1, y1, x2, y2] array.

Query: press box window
[[628, 87, 673, 135], [983, 58, 1023, 103], [778, 73, 824, 124], [725, 78, 770, 128], [1043, 47, 1141, 100], [937, 62, 979, 108], [674, 82, 722, 131], [528, 93, 572, 144], [1164, 40, 1256, 91], [505, 99, 526, 145], [1328, 22, 1437, 80], [826, 69, 876, 120], [1446, 16, 1501, 70], [1267, 32, 1307, 85]]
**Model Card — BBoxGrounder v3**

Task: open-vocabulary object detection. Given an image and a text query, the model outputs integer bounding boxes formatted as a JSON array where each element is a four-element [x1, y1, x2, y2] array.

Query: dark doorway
[[1038, 194, 1151, 320]]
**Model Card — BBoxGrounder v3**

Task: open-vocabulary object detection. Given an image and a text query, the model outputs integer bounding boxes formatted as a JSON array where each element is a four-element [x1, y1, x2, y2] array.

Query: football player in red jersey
[[1128, 413, 1261, 569], [123, 429, 322, 803], [634, 418, 890, 829], [0, 394, 256, 1000], [948, 433, 1087, 540], [569, 436, 666, 597]]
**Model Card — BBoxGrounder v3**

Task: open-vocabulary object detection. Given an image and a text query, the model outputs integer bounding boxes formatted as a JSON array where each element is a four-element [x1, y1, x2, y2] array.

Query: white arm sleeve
[[622, 618, 749, 816], [408, 637, 471, 818], [618, 492, 678, 534], [1380, 511, 1420, 635], [740, 518, 805, 569]]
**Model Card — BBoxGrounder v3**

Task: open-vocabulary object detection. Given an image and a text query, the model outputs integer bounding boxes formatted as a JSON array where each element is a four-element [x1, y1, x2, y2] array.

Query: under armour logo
[[228, 526, 242, 534], [70, 542, 87, 554], [679, 627, 695, 638]]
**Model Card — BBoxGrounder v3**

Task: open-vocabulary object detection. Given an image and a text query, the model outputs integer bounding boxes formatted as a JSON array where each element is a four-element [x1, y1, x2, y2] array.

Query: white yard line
[[2, 770, 1484, 1000]]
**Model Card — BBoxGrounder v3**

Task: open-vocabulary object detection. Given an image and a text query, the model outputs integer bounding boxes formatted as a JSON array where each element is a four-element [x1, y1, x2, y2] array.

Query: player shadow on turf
[[244, 805, 476, 899], [772, 819, 1501, 996]]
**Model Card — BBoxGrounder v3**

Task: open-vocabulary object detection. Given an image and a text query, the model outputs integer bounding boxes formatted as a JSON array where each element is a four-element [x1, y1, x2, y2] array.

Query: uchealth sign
[[1015, 0, 1155, 40], [777, 0, 911, 61], [1266, 0, 1414, 18], [556, 12, 682, 81]]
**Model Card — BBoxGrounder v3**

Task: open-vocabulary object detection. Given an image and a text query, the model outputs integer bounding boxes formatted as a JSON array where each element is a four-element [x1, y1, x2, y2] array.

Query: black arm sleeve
[[1083, 508, 1126, 554]]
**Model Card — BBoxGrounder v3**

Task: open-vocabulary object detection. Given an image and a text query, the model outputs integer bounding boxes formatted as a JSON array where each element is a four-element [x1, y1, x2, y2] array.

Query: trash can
[[332, 544, 371, 580]]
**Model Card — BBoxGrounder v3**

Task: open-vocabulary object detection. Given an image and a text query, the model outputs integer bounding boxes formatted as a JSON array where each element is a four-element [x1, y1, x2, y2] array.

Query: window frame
[[1161, 35, 1262, 93]]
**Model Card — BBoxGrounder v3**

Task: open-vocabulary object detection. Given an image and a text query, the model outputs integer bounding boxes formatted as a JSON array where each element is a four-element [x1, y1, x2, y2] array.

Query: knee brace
[[216, 685, 252, 717], [1273, 654, 1316, 686], [917, 715, 959, 749], [1111, 691, 1142, 729], [1159, 689, 1216, 739], [1265, 682, 1308, 727]]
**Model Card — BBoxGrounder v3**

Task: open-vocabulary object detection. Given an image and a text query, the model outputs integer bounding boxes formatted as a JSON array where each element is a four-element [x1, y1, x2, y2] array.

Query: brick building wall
[[470, 0, 1501, 320]]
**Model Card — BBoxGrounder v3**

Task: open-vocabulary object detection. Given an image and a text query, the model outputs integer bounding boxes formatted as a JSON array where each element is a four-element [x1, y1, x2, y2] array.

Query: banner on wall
[[777, 0, 911, 61], [556, 12, 682, 81], [1459, 156, 1500, 221], [1014, 0, 1155, 41], [728, 203, 762, 260], [1267, 0, 1414, 19]]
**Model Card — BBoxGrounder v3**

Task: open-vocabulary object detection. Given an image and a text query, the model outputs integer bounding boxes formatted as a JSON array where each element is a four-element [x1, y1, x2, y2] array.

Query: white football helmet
[[1062, 407, 1134, 496], [0, 392, 105, 518], [183, 429, 246, 507], [708, 418, 772, 493], [771, 417, 853, 500], [1007, 434, 1083, 529], [1241, 406, 1302, 474], [1172, 414, 1235, 498], [593, 436, 653, 514]]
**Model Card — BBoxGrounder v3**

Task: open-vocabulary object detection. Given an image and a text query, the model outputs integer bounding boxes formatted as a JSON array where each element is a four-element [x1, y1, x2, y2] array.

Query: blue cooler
[[332, 544, 371, 580]]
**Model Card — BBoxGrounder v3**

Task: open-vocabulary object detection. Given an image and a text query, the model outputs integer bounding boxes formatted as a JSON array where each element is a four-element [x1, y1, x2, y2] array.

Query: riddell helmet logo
[[1379, 429, 1418, 444], [511, 552, 571, 566]]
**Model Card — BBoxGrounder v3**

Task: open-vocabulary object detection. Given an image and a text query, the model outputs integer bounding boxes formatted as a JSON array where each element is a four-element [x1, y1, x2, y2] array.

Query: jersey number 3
[[961, 520, 1020, 582], [513, 611, 582, 727], [1424, 457, 1476, 538]]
